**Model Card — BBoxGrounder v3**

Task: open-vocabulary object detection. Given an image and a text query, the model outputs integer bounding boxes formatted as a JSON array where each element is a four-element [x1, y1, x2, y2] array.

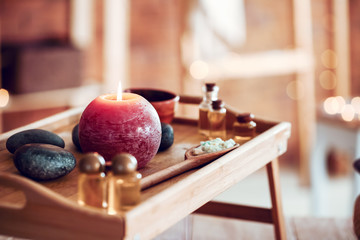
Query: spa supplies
[[199, 83, 219, 137], [78, 153, 107, 209], [233, 113, 256, 144], [208, 99, 227, 140], [108, 153, 142, 213], [193, 138, 236, 155]]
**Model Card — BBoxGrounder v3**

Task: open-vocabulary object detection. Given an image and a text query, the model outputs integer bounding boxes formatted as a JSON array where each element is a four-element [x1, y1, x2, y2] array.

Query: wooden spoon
[[141, 143, 239, 190]]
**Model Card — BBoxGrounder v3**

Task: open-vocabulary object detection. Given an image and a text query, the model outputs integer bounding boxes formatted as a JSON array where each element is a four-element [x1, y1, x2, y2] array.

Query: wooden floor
[[0, 214, 356, 239], [155, 214, 357, 240]]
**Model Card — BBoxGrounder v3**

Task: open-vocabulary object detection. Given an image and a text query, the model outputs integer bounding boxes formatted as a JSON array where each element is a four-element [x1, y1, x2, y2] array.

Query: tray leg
[[266, 158, 287, 240]]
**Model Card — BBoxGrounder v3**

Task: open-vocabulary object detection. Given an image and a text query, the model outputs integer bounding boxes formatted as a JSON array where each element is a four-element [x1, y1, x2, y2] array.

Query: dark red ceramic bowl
[[124, 88, 179, 123]]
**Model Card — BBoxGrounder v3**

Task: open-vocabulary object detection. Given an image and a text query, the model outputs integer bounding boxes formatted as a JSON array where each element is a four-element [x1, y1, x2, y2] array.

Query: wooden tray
[[0, 96, 291, 240]]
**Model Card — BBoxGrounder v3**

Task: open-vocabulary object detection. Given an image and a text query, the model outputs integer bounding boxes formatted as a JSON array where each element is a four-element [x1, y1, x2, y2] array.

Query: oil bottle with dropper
[[208, 99, 227, 140], [199, 83, 219, 137]]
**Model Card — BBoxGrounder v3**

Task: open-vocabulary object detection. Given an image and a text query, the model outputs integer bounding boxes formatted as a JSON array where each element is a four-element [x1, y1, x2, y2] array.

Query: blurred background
[[0, 0, 359, 219]]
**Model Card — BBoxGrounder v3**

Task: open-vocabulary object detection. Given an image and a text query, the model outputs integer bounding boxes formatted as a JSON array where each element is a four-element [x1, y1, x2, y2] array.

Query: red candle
[[79, 93, 161, 169]]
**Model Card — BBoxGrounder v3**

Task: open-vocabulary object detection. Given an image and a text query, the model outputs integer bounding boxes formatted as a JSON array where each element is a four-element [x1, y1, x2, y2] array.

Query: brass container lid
[[112, 153, 138, 175], [78, 152, 106, 174]]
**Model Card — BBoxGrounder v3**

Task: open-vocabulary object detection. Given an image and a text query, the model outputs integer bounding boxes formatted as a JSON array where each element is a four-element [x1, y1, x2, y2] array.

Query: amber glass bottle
[[78, 153, 107, 209], [208, 99, 226, 140], [199, 83, 219, 137], [108, 153, 142, 213], [232, 113, 256, 144]]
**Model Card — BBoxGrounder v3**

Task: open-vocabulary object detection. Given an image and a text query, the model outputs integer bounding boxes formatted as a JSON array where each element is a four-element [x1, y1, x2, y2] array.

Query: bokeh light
[[321, 49, 337, 69], [341, 104, 355, 122], [286, 80, 305, 100], [323, 97, 339, 114], [0, 88, 9, 108], [190, 60, 209, 80], [335, 96, 346, 111], [319, 70, 337, 90], [351, 97, 360, 114], [324, 96, 360, 122]]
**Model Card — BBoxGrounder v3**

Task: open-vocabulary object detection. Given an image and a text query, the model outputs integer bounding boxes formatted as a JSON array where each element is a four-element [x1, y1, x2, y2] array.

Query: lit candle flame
[[117, 81, 122, 101]]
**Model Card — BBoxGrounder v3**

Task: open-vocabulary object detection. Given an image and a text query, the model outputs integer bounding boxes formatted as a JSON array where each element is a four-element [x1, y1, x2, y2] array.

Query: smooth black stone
[[158, 123, 174, 152], [354, 159, 360, 174], [14, 144, 76, 181], [71, 123, 82, 151], [6, 129, 65, 154]]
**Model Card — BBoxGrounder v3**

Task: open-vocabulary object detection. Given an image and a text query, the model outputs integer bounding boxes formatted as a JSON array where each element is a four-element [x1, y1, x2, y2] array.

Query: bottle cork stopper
[[112, 153, 138, 175], [79, 152, 106, 174], [211, 100, 223, 110], [236, 113, 254, 123], [205, 83, 216, 91]]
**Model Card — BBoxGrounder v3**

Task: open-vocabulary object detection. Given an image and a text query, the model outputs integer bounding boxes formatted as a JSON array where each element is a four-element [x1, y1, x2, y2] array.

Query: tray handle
[[0, 172, 76, 207], [0, 172, 124, 240]]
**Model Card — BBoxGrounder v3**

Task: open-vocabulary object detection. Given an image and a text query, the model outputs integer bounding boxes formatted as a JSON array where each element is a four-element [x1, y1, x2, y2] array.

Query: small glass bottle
[[232, 113, 256, 144], [199, 83, 219, 137], [208, 99, 227, 140], [78, 153, 107, 209], [108, 153, 142, 213]]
